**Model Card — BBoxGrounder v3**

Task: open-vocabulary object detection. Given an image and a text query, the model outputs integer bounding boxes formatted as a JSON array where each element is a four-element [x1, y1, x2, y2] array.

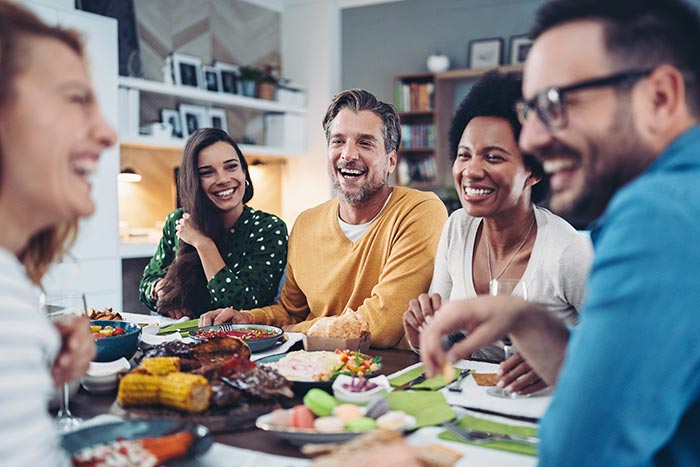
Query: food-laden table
[[69, 348, 421, 459]]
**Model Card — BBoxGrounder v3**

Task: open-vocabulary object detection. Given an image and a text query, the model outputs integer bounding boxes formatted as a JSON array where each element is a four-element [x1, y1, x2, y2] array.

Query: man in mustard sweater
[[200, 89, 447, 348]]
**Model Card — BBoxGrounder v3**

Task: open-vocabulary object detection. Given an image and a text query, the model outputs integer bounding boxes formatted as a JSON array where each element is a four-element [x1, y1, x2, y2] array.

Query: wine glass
[[486, 278, 529, 399], [44, 292, 88, 431]]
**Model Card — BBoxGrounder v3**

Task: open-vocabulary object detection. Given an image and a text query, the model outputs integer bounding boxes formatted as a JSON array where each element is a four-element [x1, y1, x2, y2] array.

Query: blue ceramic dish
[[91, 320, 141, 362], [189, 324, 284, 352]]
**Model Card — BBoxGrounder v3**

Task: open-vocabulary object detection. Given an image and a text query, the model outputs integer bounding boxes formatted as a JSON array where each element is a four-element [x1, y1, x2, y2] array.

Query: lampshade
[[118, 167, 142, 183]]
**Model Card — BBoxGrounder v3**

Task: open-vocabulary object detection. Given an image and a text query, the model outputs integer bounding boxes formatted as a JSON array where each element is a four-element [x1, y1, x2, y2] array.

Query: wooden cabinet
[[394, 66, 523, 200]]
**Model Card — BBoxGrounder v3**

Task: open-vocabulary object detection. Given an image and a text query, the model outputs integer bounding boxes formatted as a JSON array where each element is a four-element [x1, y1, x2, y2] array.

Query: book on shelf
[[395, 81, 434, 112], [397, 156, 437, 185], [401, 123, 435, 149]]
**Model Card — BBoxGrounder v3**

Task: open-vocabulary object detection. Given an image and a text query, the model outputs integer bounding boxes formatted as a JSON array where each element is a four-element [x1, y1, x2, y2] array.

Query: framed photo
[[178, 104, 207, 138], [160, 108, 183, 139], [170, 52, 202, 88], [468, 38, 503, 69], [509, 35, 533, 65], [214, 61, 240, 94], [207, 107, 228, 131], [201, 65, 221, 92]]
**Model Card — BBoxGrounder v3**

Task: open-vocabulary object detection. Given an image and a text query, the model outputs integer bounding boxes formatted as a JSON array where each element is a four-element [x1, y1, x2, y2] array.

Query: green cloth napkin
[[385, 391, 455, 428], [389, 364, 459, 390], [157, 318, 199, 336], [439, 415, 539, 457]]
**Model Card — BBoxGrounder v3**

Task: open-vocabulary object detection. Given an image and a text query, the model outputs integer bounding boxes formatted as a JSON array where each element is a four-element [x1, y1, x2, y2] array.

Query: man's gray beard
[[332, 178, 384, 203]]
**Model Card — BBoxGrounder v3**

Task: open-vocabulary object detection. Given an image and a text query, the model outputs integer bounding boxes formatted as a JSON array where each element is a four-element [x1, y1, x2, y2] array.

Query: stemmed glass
[[43, 292, 88, 431], [486, 278, 529, 399]]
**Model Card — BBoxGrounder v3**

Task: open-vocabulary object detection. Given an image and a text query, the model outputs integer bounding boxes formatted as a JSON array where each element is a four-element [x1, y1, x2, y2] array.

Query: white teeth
[[216, 188, 235, 197], [464, 187, 493, 197], [71, 160, 97, 177], [543, 159, 577, 174], [340, 168, 363, 176]]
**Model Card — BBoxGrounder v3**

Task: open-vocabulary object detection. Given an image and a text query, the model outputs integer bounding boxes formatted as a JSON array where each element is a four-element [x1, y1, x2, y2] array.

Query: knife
[[392, 372, 427, 391]]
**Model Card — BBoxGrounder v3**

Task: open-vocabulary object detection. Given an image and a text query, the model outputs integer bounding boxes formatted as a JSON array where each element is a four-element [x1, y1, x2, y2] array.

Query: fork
[[443, 421, 539, 446], [219, 323, 235, 331], [447, 368, 472, 392]]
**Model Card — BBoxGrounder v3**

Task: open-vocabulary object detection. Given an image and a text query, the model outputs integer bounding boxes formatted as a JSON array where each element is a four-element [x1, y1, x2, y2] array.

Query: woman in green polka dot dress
[[138, 128, 288, 318]]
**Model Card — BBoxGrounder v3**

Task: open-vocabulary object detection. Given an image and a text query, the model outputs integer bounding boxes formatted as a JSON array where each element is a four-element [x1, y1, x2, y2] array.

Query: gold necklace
[[485, 215, 535, 282]]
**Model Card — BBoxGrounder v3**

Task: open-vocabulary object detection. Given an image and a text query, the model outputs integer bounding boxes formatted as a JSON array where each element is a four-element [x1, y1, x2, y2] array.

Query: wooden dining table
[[68, 347, 421, 459]]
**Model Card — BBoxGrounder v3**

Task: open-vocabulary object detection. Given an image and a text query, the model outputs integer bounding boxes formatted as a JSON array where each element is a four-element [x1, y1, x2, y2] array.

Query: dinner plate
[[189, 324, 284, 352], [257, 351, 382, 393], [61, 419, 213, 461], [255, 412, 362, 445]]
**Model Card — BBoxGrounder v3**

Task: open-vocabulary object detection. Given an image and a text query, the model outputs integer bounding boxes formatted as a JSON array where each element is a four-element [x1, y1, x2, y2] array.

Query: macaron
[[376, 411, 409, 431], [267, 408, 292, 427], [333, 403, 364, 423], [314, 416, 345, 433], [364, 396, 390, 419], [291, 404, 315, 429], [345, 416, 377, 432], [303, 388, 337, 417]]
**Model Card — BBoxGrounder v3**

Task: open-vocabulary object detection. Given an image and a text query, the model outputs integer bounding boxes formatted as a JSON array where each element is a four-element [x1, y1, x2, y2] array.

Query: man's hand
[[403, 293, 442, 348], [498, 352, 548, 395], [199, 307, 253, 327], [51, 315, 95, 386]]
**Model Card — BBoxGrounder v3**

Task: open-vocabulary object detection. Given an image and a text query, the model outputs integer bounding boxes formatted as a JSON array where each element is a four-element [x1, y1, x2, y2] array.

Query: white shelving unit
[[118, 77, 307, 157]]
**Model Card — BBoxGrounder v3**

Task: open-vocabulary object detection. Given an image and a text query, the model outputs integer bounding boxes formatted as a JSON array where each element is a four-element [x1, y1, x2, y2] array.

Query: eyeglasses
[[515, 69, 653, 131]]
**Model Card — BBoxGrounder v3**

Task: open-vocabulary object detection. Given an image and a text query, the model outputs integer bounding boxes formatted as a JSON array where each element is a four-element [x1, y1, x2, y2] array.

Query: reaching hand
[[199, 307, 252, 327], [498, 352, 548, 395], [403, 293, 442, 348], [51, 315, 95, 386], [159, 307, 192, 319]]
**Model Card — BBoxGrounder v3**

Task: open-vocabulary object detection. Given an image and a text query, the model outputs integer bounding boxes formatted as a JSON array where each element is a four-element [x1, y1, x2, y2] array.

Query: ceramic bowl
[[332, 374, 391, 404], [80, 357, 131, 394], [91, 320, 141, 362]]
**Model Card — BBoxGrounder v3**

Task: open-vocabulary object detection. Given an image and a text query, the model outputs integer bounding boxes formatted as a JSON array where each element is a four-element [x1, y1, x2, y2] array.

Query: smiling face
[[327, 109, 397, 204], [197, 141, 247, 222], [453, 116, 533, 220], [519, 20, 656, 219], [0, 36, 116, 230]]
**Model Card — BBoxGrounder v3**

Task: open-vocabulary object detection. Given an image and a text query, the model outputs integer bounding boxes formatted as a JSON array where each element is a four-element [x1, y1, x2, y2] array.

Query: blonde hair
[[0, 2, 84, 284]]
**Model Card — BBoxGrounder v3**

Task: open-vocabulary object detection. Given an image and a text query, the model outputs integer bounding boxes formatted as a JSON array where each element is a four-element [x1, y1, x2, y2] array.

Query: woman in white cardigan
[[403, 70, 592, 395]]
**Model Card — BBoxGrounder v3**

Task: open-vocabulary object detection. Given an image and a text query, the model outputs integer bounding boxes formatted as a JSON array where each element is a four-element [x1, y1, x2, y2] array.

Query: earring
[[245, 180, 250, 186]]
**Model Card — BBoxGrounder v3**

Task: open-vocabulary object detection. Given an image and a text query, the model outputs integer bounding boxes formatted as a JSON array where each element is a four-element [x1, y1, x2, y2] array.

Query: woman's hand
[[51, 315, 95, 386], [159, 307, 192, 319], [175, 213, 210, 249], [199, 307, 253, 327], [498, 352, 548, 395], [403, 293, 442, 348]]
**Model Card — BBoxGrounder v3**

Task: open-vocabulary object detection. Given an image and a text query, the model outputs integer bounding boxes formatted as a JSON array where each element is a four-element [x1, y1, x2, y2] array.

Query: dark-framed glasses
[[515, 69, 653, 131]]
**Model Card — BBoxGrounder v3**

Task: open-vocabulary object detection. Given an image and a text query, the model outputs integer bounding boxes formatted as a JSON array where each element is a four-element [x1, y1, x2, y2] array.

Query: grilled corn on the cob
[[117, 373, 162, 407], [159, 372, 211, 413], [140, 356, 180, 375]]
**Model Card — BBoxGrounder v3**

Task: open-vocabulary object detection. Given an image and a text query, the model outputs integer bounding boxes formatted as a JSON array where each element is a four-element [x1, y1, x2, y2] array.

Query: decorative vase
[[239, 79, 256, 97], [257, 82, 276, 100], [426, 53, 450, 73]]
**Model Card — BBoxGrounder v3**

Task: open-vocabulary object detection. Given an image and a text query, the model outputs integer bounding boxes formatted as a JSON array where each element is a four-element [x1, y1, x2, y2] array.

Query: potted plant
[[238, 65, 260, 97], [257, 64, 278, 100]]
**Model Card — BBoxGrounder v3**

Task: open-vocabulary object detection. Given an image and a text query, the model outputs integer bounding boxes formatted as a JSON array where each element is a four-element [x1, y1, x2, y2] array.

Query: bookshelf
[[393, 65, 523, 196]]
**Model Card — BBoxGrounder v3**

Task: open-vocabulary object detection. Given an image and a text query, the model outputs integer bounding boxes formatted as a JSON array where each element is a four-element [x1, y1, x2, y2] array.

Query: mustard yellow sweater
[[246, 187, 447, 348]]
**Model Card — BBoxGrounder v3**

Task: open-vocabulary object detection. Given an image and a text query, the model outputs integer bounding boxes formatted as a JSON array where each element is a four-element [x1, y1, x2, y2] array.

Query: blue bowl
[[91, 320, 141, 362]]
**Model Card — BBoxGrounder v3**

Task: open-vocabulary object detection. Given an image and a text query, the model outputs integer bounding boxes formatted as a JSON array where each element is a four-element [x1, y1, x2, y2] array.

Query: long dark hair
[[157, 128, 254, 316]]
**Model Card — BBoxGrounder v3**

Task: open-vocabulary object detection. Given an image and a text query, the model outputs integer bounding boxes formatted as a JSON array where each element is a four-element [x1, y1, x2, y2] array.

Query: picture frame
[[160, 108, 183, 139], [468, 38, 503, 69], [509, 35, 533, 65], [178, 103, 207, 138], [170, 52, 202, 88], [214, 61, 240, 95], [201, 65, 221, 92], [207, 107, 228, 131]]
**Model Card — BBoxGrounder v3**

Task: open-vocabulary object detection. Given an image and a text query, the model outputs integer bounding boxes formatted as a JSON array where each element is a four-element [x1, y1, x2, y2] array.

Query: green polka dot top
[[138, 206, 288, 315]]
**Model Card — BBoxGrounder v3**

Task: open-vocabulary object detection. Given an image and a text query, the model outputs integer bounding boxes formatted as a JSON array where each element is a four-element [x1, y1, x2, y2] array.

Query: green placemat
[[439, 415, 539, 456], [385, 391, 455, 428], [157, 318, 199, 336], [389, 364, 459, 390]]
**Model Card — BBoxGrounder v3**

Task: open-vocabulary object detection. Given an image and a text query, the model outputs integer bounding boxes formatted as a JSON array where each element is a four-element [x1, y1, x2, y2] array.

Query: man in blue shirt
[[420, 0, 700, 465]]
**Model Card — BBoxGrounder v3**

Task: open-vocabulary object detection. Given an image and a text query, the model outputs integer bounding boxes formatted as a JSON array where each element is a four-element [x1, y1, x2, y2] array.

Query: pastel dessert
[[291, 405, 315, 429], [267, 408, 292, 427], [314, 416, 346, 433], [303, 388, 337, 417], [333, 403, 364, 423], [376, 411, 409, 431], [364, 396, 390, 419], [345, 416, 377, 432]]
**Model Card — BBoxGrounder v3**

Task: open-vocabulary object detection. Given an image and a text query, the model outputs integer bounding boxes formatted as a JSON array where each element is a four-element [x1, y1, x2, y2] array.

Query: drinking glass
[[44, 292, 88, 431], [486, 278, 529, 399]]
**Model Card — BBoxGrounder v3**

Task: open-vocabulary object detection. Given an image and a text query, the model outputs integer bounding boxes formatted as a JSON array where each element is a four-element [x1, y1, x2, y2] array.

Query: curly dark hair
[[531, 0, 700, 116], [157, 128, 254, 316], [448, 70, 548, 204]]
